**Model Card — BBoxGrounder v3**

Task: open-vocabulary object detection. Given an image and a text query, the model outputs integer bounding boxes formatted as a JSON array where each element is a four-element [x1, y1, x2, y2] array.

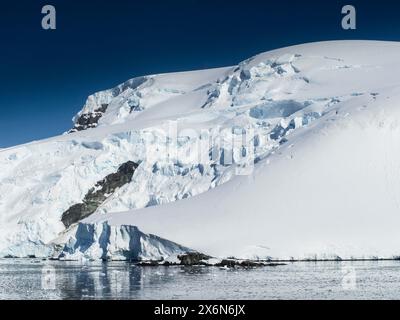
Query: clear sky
[[1, 0, 400, 147]]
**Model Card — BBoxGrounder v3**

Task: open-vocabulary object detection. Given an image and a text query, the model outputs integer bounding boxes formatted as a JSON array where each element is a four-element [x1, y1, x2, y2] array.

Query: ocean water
[[0, 259, 399, 300]]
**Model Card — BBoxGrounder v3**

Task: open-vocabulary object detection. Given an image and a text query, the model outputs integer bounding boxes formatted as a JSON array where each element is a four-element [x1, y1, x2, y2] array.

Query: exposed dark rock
[[132, 253, 287, 268], [61, 161, 139, 227], [215, 259, 238, 268], [217, 259, 262, 268], [178, 252, 212, 266], [68, 104, 109, 133], [4, 254, 17, 259], [215, 259, 286, 268], [178, 255, 289, 268], [137, 260, 164, 266]]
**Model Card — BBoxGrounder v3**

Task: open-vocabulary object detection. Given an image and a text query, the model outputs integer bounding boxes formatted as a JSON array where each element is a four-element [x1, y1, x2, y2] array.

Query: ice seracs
[[59, 222, 190, 261], [2, 41, 400, 260]]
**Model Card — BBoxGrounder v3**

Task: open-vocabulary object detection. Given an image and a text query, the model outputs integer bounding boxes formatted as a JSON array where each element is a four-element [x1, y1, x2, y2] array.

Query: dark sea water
[[0, 259, 399, 300]]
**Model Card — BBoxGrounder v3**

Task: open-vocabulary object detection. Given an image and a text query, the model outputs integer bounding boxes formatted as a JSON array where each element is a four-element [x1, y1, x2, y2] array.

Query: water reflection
[[1, 259, 400, 299], [57, 262, 215, 299]]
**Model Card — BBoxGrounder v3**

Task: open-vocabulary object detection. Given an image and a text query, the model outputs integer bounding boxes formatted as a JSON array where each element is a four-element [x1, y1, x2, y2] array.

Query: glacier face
[[2, 41, 400, 260], [59, 222, 190, 261]]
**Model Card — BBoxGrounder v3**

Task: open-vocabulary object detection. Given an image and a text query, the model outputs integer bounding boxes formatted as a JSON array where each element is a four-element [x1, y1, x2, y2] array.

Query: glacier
[[2, 40, 400, 261]]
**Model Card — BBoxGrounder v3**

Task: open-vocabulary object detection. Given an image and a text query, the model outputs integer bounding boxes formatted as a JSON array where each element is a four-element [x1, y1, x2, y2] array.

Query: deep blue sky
[[1, 0, 400, 147]]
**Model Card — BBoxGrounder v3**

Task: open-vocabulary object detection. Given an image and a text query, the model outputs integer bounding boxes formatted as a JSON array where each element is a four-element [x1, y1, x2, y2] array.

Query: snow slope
[[85, 93, 400, 260], [2, 40, 400, 260]]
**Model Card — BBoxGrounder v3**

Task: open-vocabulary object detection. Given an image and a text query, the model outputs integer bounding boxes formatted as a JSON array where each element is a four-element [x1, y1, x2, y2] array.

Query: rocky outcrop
[[68, 104, 108, 133], [178, 252, 212, 265], [215, 260, 286, 268], [61, 161, 139, 227], [175, 252, 285, 267]]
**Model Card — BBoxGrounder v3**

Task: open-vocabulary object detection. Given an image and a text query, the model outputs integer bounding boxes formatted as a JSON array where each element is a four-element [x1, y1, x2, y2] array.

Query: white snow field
[[2, 40, 400, 260]]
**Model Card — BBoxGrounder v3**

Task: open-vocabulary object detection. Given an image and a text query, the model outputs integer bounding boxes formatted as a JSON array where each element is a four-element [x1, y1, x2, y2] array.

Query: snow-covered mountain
[[2, 40, 400, 261]]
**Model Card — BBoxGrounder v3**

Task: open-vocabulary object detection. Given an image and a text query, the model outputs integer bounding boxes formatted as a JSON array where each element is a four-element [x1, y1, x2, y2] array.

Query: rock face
[[68, 104, 108, 133], [61, 161, 139, 227]]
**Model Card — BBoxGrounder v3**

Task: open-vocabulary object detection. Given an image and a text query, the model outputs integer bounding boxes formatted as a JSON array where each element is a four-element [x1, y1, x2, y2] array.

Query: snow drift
[[2, 40, 400, 260]]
